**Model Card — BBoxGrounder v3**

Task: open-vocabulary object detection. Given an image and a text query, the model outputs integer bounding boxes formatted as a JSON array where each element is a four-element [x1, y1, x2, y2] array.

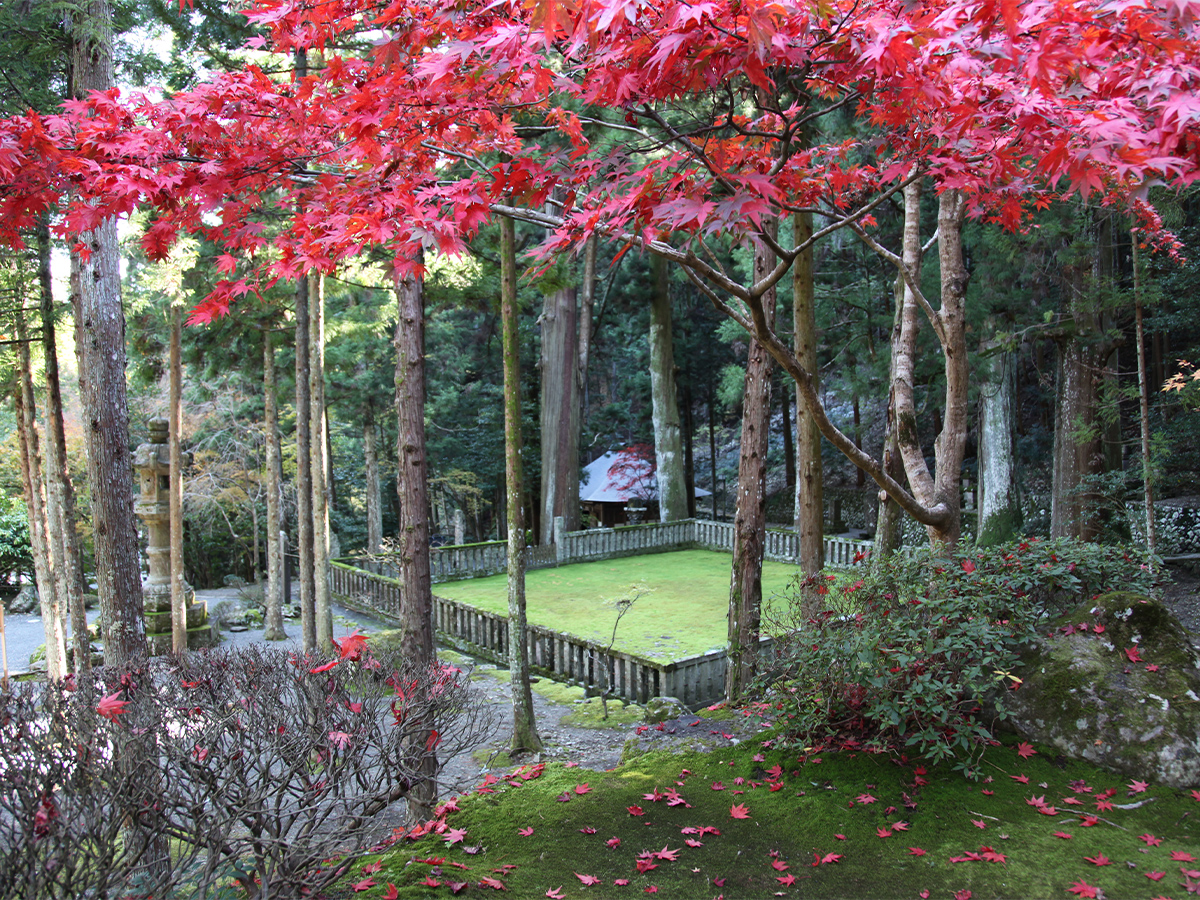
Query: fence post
[[554, 515, 566, 565]]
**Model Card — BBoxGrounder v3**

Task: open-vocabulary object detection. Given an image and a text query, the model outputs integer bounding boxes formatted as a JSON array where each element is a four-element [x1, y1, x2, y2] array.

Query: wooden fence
[[330, 520, 871, 708]]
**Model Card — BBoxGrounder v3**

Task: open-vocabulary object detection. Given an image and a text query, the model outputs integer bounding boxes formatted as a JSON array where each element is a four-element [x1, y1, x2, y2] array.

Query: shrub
[[758, 538, 1158, 774], [0, 642, 495, 899]]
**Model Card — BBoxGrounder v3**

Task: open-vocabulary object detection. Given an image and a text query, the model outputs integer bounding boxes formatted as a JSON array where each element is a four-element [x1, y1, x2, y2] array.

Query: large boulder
[[9, 585, 38, 614], [1005, 591, 1200, 788]]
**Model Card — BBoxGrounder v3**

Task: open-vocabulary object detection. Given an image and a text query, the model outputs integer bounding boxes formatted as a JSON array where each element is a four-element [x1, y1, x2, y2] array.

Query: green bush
[[758, 538, 1158, 774], [0, 499, 32, 586]]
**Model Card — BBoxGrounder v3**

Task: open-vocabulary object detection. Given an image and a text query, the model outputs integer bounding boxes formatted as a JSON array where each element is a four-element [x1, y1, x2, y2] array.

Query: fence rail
[[331, 520, 871, 707]]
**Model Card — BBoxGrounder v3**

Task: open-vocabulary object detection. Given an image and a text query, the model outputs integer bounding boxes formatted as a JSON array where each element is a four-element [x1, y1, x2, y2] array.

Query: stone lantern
[[133, 417, 212, 652]]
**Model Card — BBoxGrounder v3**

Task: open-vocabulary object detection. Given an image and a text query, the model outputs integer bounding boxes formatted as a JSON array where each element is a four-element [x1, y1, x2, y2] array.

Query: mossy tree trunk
[[502, 216, 543, 754], [650, 254, 688, 522], [792, 210, 823, 575], [977, 325, 1022, 546], [310, 271, 333, 651], [263, 330, 287, 641]]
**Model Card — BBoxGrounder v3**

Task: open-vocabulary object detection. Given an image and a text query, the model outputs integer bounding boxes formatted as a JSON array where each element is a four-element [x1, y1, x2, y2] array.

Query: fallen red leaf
[[1079, 816, 1100, 827], [1171, 851, 1197, 862], [1139, 833, 1162, 846], [574, 783, 591, 795], [1010, 774, 1029, 784], [361, 861, 383, 874], [546, 888, 565, 899], [1053, 831, 1073, 839], [420, 877, 441, 888], [479, 876, 506, 890], [820, 852, 842, 865], [606, 837, 621, 848], [349, 878, 376, 892], [1145, 872, 1166, 881], [730, 803, 750, 819], [971, 819, 987, 829], [382, 885, 399, 900], [777, 874, 796, 886], [654, 845, 679, 862], [575, 873, 601, 885], [448, 882, 468, 895], [1128, 779, 1149, 794], [1066, 881, 1098, 898], [877, 827, 893, 838], [908, 847, 927, 857], [711, 781, 725, 791], [1083, 854, 1111, 866], [519, 826, 534, 836], [1016, 742, 1036, 759], [1125, 646, 1143, 662], [770, 859, 788, 871], [627, 806, 644, 816], [644, 887, 658, 894], [444, 827, 467, 845], [856, 792, 877, 804], [579, 827, 596, 834]]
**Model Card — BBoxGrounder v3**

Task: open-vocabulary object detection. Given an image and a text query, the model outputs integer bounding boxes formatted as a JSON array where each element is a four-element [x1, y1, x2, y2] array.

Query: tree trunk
[[502, 217, 543, 754], [726, 224, 777, 702], [69, 0, 146, 668], [977, 326, 1022, 546], [539, 283, 581, 544], [579, 235, 596, 428], [1051, 235, 1109, 541], [309, 271, 333, 651], [889, 184, 966, 550], [14, 311, 66, 680], [364, 400, 382, 554], [394, 261, 438, 821], [792, 211, 824, 573], [295, 273, 316, 651], [263, 330, 287, 641], [650, 255, 688, 522], [169, 300, 186, 653], [874, 263, 908, 559], [1132, 235, 1156, 557], [37, 222, 87, 674]]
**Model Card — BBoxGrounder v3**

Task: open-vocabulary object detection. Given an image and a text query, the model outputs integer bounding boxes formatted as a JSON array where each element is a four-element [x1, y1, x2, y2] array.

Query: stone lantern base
[[143, 582, 216, 654]]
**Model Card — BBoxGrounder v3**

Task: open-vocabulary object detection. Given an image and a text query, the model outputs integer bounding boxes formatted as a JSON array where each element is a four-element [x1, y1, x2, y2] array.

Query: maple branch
[[848, 219, 946, 346]]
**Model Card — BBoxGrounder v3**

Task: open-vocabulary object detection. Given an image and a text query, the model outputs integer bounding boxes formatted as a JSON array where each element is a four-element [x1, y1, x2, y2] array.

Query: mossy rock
[[1005, 591, 1200, 788]]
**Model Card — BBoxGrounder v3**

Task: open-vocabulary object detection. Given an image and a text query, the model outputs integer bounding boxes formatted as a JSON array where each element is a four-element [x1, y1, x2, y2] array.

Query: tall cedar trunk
[[394, 263, 438, 821], [538, 284, 581, 543], [295, 272, 316, 650], [874, 262, 908, 558], [725, 224, 777, 701], [889, 184, 966, 550], [1132, 236, 1157, 556], [37, 222, 87, 673], [977, 327, 1022, 545], [69, 0, 146, 666], [15, 311, 66, 680], [650, 255, 688, 521], [364, 400, 382, 553], [169, 301, 186, 653], [263, 331, 287, 640], [579, 236, 596, 429], [1051, 242, 1108, 541], [682, 381, 696, 517], [309, 271, 333, 651], [792, 210, 824, 573], [501, 217, 542, 754]]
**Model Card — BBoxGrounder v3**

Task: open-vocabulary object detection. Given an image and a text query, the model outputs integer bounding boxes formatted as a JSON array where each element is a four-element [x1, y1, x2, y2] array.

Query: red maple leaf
[[382, 885, 399, 900], [479, 876, 506, 890], [1171, 851, 1198, 862], [546, 888, 565, 899], [1083, 854, 1111, 866], [1016, 741, 1036, 759], [770, 859, 789, 871], [635, 858, 658, 874], [710, 781, 725, 791], [448, 883, 468, 895], [420, 877, 441, 888], [820, 852, 842, 864], [1128, 779, 1149, 794], [908, 847, 927, 856], [575, 873, 601, 885], [606, 837, 621, 848], [519, 826, 534, 836], [1038, 806, 1059, 816], [730, 803, 750, 819], [444, 827, 467, 845], [1125, 646, 1143, 662], [777, 873, 796, 886], [1067, 881, 1098, 898], [971, 819, 987, 829], [627, 805, 644, 816], [1145, 872, 1166, 881], [309, 659, 339, 674], [961, 559, 977, 573], [654, 846, 679, 861], [877, 827, 893, 838], [1079, 816, 1100, 827], [96, 691, 129, 722], [334, 630, 369, 660], [1010, 774, 1029, 783], [350, 878, 376, 892], [579, 827, 596, 834], [1053, 831, 1072, 839], [1027, 795, 1046, 808], [1139, 833, 1162, 846], [856, 792, 877, 804], [574, 783, 591, 795]]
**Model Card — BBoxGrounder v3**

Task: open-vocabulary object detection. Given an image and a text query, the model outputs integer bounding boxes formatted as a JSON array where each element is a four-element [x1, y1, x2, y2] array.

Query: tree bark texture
[[294, 273, 316, 651], [792, 211, 823, 572], [502, 217, 542, 754], [37, 222, 87, 673], [578, 235, 596, 424], [874, 261, 908, 559], [726, 225, 777, 702], [364, 399, 382, 554], [977, 329, 1022, 546], [263, 331, 287, 641], [15, 310, 66, 680], [650, 255, 688, 522], [539, 284, 581, 543], [309, 271, 333, 651], [69, 0, 146, 667], [394, 262, 438, 821], [1132, 236, 1156, 556], [169, 301, 186, 653]]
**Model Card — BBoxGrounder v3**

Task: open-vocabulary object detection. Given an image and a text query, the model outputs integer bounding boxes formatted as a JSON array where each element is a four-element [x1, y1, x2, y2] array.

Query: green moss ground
[[432, 550, 802, 660], [347, 736, 1199, 899]]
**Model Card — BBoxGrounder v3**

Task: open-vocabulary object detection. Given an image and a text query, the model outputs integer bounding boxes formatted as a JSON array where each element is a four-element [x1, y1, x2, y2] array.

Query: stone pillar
[[133, 418, 212, 653]]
